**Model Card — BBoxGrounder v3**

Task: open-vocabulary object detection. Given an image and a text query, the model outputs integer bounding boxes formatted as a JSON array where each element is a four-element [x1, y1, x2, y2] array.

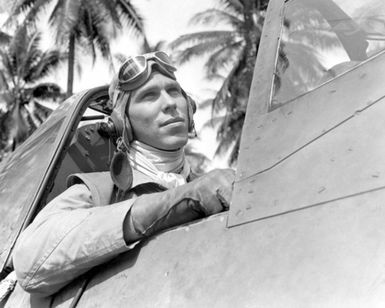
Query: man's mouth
[[161, 117, 185, 127]]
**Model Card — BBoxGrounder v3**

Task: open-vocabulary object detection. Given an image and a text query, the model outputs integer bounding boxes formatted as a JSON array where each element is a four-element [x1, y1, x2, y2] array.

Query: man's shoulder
[[66, 170, 159, 206], [67, 172, 114, 206], [67, 170, 156, 187]]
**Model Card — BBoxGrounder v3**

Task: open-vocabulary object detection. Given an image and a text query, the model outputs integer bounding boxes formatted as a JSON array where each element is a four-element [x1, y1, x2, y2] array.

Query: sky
[[0, 0, 231, 168]]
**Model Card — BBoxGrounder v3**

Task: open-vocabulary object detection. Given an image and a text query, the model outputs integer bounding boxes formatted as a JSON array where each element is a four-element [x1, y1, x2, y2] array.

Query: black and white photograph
[[1, 0, 385, 307]]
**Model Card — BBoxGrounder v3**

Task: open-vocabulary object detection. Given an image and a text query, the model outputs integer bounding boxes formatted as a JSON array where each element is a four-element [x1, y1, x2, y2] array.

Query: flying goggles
[[117, 51, 177, 91]]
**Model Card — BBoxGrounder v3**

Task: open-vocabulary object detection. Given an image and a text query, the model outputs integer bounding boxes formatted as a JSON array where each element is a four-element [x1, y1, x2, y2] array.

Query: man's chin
[[155, 136, 188, 151]]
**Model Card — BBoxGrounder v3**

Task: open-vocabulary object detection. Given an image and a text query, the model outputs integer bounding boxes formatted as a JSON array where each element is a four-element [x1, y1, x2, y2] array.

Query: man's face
[[128, 72, 189, 151]]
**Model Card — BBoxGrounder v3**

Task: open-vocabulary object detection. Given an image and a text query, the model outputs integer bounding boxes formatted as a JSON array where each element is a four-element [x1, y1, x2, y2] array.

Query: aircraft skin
[[2, 0, 385, 306]]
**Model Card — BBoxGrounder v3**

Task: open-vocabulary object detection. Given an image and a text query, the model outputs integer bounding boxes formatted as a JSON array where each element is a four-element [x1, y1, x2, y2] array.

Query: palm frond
[[9, 26, 27, 58], [23, 101, 40, 129], [185, 143, 211, 175], [21, 0, 50, 27], [228, 134, 241, 166], [116, 0, 145, 35], [0, 70, 9, 92], [95, 0, 121, 28], [174, 42, 224, 65], [87, 8, 112, 60], [78, 6, 99, 61], [190, 8, 243, 28], [170, 30, 237, 50], [31, 83, 62, 100], [199, 98, 218, 109], [32, 100, 54, 121], [205, 40, 243, 77], [5, 0, 39, 26], [215, 109, 245, 157], [210, 56, 242, 111], [171, 31, 239, 65], [202, 114, 227, 129], [219, 0, 244, 15], [30, 50, 63, 82], [18, 31, 42, 81], [0, 50, 12, 80], [6, 103, 30, 145], [49, 0, 81, 44], [0, 49, 17, 88]]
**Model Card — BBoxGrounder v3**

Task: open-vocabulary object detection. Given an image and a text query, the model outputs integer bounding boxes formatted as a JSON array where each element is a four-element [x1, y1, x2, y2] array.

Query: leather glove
[[123, 168, 235, 243]]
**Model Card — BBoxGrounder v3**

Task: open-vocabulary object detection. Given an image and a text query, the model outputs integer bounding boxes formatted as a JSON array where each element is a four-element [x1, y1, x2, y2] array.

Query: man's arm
[[12, 184, 135, 297], [13, 168, 235, 297], [123, 169, 235, 242]]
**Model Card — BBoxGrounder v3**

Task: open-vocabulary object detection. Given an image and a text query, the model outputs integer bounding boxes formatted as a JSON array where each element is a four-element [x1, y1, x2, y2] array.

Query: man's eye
[[141, 92, 157, 100], [168, 88, 182, 96]]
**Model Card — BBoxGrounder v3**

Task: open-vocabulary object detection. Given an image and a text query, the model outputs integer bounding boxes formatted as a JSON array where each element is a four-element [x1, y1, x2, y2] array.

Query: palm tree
[[0, 27, 64, 155], [7, 0, 146, 97], [170, 0, 269, 166]]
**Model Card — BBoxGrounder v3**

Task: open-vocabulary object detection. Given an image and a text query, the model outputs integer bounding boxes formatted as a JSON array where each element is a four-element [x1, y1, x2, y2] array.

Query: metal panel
[[230, 50, 385, 226], [230, 94, 385, 225], [236, 50, 385, 181], [0, 87, 108, 276], [0, 94, 81, 275], [245, 0, 285, 117], [48, 189, 385, 307], [234, 0, 285, 190]]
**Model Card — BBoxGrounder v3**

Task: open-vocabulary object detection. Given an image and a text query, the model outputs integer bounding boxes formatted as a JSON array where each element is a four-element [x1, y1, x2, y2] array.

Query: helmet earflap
[[103, 107, 133, 193], [99, 89, 133, 147], [182, 90, 197, 135], [108, 109, 133, 145]]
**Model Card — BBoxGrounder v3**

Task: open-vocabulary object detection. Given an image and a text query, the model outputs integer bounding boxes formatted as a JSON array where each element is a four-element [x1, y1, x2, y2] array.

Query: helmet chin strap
[[110, 136, 133, 192]]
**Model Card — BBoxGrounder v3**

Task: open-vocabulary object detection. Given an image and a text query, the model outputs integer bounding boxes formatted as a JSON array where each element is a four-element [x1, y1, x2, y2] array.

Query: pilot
[[12, 51, 235, 297]]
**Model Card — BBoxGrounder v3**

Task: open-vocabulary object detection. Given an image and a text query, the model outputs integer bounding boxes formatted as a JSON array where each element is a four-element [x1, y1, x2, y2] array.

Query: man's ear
[[180, 88, 197, 134], [187, 95, 197, 114], [186, 96, 197, 136]]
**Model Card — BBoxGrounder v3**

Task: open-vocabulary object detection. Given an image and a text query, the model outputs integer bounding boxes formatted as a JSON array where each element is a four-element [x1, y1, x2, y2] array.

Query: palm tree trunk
[[66, 33, 75, 98]]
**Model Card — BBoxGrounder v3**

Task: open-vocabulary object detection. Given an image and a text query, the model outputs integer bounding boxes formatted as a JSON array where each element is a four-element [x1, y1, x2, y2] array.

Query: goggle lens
[[117, 51, 176, 90], [153, 51, 174, 68], [118, 56, 146, 82]]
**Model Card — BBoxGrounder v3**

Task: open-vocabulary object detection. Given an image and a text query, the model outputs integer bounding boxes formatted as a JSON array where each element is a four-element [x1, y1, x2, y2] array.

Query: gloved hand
[[123, 168, 235, 243]]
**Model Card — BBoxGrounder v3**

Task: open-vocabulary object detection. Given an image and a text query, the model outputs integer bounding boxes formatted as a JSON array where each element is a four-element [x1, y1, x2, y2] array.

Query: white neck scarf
[[127, 140, 190, 189]]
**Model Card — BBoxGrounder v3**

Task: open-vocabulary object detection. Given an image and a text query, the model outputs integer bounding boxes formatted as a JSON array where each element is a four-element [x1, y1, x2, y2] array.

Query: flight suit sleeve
[[12, 184, 137, 297]]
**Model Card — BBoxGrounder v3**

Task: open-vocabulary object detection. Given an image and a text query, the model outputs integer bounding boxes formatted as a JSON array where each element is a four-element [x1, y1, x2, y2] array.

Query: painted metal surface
[[230, 93, 385, 225], [0, 86, 109, 276], [270, 0, 385, 107], [244, 0, 285, 116], [44, 188, 385, 307], [0, 93, 82, 274], [230, 50, 385, 226], [45, 122, 112, 204]]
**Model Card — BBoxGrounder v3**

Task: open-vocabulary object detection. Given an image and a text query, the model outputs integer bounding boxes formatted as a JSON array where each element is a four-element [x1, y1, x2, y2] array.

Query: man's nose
[[160, 91, 177, 112]]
